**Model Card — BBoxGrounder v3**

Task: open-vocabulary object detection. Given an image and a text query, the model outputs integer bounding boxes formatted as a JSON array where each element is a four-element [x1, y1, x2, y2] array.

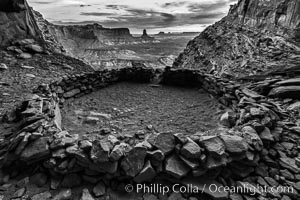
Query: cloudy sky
[[28, 0, 237, 34]]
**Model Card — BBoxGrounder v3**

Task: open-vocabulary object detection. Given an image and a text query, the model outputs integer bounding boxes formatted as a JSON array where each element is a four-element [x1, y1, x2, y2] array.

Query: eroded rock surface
[[0, 0, 41, 46], [174, 0, 300, 77]]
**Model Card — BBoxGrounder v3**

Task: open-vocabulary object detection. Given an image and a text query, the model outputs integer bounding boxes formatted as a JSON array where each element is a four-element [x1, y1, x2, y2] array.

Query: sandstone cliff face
[[174, 0, 300, 77], [0, 0, 42, 46], [35, 20, 159, 68], [47, 24, 136, 56], [40, 21, 156, 58], [230, 0, 300, 40]]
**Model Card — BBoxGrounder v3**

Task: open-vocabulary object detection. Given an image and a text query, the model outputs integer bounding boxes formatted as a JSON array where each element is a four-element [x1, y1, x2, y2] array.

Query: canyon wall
[[0, 0, 164, 70], [0, 0, 42, 46], [174, 0, 300, 78], [33, 10, 157, 67], [229, 0, 300, 40], [47, 24, 137, 56]]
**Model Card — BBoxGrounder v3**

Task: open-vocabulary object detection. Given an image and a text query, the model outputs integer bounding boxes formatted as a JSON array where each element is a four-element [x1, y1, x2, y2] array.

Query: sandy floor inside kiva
[[62, 82, 223, 138]]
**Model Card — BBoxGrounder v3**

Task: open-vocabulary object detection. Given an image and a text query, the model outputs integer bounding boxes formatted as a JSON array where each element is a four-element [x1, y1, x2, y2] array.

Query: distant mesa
[[80, 5, 91, 7], [141, 29, 154, 41], [156, 31, 200, 37], [34, 12, 158, 58]]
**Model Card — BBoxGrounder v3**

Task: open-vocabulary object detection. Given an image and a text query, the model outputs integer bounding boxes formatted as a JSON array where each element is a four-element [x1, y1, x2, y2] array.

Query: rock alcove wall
[[0, 66, 299, 199]]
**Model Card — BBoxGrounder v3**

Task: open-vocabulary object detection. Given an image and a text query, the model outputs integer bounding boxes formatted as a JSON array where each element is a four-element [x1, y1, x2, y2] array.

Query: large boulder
[[90, 138, 113, 163], [199, 136, 225, 157], [20, 137, 50, 162], [220, 134, 248, 155], [134, 160, 156, 183], [180, 138, 202, 159], [147, 132, 176, 155], [220, 111, 236, 128], [120, 145, 147, 177], [241, 126, 263, 151], [165, 154, 190, 179], [109, 143, 130, 161], [80, 189, 95, 200]]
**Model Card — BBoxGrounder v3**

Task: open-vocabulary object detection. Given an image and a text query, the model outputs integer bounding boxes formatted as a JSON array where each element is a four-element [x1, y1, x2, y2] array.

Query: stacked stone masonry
[[1, 66, 300, 200]]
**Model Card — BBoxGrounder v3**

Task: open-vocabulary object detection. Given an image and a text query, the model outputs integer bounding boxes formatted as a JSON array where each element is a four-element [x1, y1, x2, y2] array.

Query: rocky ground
[[62, 82, 222, 138], [0, 44, 93, 117]]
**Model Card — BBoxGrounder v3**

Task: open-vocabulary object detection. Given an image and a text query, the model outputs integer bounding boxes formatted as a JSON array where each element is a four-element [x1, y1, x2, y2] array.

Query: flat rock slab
[[269, 86, 300, 99], [275, 78, 300, 86], [20, 137, 50, 162]]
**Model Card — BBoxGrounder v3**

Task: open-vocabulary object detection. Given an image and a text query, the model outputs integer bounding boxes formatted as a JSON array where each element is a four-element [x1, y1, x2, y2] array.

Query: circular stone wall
[[1, 66, 294, 200]]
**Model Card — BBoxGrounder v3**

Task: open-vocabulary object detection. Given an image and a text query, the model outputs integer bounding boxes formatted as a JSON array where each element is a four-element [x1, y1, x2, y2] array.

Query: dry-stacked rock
[[1, 66, 300, 200]]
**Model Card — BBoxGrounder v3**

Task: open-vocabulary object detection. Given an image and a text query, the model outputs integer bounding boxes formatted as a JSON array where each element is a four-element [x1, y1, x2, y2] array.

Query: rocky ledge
[[1, 66, 300, 200]]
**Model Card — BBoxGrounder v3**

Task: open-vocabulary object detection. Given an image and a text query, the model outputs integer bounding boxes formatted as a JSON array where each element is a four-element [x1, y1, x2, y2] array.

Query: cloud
[[160, 1, 187, 8], [30, 1, 53, 4], [103, 8, 177, 27], [160, 13, 176, 23], [52, 20, 100, 25], [101, 9, 223, 30], [29, 0, 59, 4], [29, 0, 87, 6], [190, 12, 225, 20], [80, 12, 113, 16], [187, 0, 231, 12], [28, 0, 239, 33], [105, 5, 129, 10]]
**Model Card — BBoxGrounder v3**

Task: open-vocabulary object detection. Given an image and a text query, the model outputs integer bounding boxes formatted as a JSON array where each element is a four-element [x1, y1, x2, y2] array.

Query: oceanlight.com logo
[[125, 183, 295, 196]]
